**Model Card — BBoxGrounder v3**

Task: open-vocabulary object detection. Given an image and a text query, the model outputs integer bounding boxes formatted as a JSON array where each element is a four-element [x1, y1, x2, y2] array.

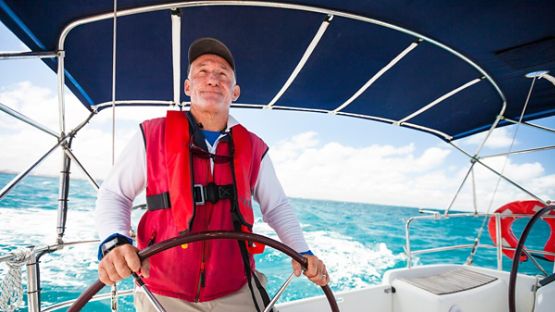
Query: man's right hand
[[98, 244, 149, 285]]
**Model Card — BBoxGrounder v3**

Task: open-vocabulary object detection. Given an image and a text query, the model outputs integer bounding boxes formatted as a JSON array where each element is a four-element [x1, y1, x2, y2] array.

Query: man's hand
[[98, 244, 149, 285], [291, 255, 329, 286]]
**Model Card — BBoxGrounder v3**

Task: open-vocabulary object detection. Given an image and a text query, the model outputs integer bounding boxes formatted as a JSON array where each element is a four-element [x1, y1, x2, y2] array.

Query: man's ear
[[232, 84, 240, 101], [184, 79, 191, 96]]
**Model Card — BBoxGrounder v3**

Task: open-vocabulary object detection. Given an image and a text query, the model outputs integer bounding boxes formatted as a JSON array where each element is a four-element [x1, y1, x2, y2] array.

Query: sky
[[1, 21, 554, 213]]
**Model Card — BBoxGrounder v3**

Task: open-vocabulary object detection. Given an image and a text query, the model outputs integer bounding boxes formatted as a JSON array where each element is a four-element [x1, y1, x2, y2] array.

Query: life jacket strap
[[146, 183, 236, 210], [193, 183, 236, 205], [146, 192, 171, 211]]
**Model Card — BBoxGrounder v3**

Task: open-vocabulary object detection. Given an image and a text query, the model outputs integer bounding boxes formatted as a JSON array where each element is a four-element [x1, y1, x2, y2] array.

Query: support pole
[[0, 51, 57, 60], [55, 49, 71, 242], [26, 253, 40, 312], [495, 213, 503, 271], [405, 218, 414, 268], [171, 9, 181, 107], [56, 142, 72, 241]]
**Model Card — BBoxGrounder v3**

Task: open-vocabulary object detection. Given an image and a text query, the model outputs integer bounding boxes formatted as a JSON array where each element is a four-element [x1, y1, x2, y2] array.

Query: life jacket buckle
[[193, 184, 205, 205]]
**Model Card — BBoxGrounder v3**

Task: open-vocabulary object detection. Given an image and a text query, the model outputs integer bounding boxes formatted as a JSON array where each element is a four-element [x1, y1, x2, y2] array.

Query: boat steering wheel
[[508, 204, 555, 312], [68, 231, 340, 311]]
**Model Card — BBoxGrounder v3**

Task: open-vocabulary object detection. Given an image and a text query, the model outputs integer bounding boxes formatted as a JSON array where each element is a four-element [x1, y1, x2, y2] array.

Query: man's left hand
[[291, 255, 329, 286]]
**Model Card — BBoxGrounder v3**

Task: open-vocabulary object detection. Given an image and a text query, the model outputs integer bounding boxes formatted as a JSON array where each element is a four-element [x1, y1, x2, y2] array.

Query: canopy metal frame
[[53, 0, 508, 142], [0, 1, 552, 311]]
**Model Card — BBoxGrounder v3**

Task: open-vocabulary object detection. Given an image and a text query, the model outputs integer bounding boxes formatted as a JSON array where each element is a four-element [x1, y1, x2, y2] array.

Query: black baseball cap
[[188, 37, 235, 70]]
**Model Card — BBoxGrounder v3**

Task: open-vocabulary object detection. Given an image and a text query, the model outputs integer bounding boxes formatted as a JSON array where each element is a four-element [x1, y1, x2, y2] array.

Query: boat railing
[[41, 289, 134, 312], [405, 212, 555, 272], [0, 239, 138, 312]]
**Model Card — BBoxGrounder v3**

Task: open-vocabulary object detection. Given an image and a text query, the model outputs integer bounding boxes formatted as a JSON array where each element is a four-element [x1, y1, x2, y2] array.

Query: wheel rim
[[508, 205, 555, 312], [68, 231, 340, 312]]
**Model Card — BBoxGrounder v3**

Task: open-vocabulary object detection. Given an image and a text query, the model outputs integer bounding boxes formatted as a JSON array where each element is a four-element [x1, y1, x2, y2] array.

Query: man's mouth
[[200, 91, 222, 96]]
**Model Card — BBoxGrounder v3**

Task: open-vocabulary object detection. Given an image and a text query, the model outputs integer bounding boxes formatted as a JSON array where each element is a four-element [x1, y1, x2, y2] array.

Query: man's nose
[[206, 72, 220, 85]]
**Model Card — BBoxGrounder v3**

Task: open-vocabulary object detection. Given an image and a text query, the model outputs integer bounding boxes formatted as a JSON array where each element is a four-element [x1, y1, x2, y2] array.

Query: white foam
[[0, 207, 99, 288], [1, 208, 61, 244], [304, 230, 405, 290], [253, 219, 405, 291]]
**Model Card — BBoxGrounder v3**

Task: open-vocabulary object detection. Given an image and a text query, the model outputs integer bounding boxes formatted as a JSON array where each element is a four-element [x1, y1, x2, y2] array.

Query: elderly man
[[95, 37, 328, 312]]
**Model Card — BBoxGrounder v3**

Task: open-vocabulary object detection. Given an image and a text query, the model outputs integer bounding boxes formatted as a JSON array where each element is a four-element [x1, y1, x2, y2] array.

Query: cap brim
[[188, 37, 235, 70]]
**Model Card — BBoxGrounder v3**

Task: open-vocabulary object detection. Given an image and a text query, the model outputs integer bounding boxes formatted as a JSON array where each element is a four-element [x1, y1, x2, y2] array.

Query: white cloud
[[463, 127, 516, 149], [271, 132, 455, 209], [270, 131, 319, 163], [270, 131, 555, 212]]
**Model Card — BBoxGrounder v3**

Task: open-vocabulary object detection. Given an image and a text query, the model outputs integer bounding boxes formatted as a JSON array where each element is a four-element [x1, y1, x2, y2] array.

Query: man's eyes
[[195, 69, 231, 79]]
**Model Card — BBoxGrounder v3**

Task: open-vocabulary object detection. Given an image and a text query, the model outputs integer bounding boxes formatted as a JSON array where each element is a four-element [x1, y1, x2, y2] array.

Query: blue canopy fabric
[[1, 0, 554, 141]]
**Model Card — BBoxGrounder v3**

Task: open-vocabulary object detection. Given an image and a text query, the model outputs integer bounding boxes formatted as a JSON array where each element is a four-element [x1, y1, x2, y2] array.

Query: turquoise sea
[[0, 173, 551, 311]]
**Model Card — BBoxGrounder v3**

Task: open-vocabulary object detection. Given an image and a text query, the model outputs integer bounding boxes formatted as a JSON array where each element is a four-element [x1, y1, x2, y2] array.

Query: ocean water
[[0, 173, 552, 311]]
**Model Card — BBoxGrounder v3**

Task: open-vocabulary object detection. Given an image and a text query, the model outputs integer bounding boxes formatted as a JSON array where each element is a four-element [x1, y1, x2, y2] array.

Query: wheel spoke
[[133, 273, 167, 312], [264, 272, 296, 312]]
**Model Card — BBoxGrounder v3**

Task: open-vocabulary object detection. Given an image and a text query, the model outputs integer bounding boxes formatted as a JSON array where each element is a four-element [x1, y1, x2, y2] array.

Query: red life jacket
[[137, 111, 268, 302]]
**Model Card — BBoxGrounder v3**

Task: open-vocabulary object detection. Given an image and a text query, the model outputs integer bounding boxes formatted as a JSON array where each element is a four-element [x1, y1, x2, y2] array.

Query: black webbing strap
[[233, 215, 273, 312], [252, 269, 272, 309], [237, 239, 263, 312], [146, 184, 236, 211], [193, 183, 235, 205], [146, 192, 171, 211], [227, 127, 272, 312]]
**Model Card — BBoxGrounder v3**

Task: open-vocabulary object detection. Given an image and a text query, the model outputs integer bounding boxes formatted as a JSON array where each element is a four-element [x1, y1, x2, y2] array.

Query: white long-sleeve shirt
[[95, 115, 309, 253]]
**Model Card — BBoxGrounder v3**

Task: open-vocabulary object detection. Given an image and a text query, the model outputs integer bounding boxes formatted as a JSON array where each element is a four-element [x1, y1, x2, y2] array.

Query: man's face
[[185, 54, 240, 115]]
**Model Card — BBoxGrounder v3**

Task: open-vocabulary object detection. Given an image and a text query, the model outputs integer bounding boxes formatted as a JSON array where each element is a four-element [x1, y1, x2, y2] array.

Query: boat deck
[[277, 264, 555, 312]]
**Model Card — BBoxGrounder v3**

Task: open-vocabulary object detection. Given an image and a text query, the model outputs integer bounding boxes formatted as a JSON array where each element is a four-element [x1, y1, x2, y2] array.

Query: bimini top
[[1, 0, 554, 141]]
